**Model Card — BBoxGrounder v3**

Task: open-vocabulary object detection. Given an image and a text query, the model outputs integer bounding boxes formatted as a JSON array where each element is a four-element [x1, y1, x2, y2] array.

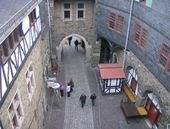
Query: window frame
[[107, 12, 124, 33], [135, 0, 152, 8], [63, 2, 72, 21], [8, 89, 24, 129], [76, 2, 85, 20], [133, 23, 147, 49], [116, 15, 124, 33], [25, 63, 36, 101], [158, 43, 170, 73], [108, 12, 116, 31], [0, 24, 23, 64]]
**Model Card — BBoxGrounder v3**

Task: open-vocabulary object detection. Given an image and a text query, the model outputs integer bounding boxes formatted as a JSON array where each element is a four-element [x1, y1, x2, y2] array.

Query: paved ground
[[44, 44, 150, 129]]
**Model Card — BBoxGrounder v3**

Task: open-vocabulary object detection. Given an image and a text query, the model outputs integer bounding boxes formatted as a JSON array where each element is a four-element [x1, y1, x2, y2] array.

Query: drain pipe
[[47, 0, 52, 61], [123, 0, 134, 68]]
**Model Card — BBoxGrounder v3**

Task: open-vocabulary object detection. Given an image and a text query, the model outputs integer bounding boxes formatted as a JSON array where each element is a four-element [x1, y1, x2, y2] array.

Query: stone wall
[[0, 34, 49, 129], [114, 48, 170, 128], [50, 0, 99, 64], [125, 51, 170, 128], [96, 0, 170, 92]]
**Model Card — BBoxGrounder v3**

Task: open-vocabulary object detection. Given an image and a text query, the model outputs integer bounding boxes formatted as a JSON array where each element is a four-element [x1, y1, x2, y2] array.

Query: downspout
[[47, 0, 52, 62], [123, 0, 134, 68]]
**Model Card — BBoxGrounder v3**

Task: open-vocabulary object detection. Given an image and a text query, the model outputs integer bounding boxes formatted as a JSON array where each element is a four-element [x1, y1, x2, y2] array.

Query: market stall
[[98, 63, 126, 94]]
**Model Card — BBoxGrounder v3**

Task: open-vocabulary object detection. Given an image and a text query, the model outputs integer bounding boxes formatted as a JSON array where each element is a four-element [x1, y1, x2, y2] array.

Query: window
[[108, 12, 124, 33], [133, 23, 147, 49], [77, 2, 85, 20], [127, 68, 138, 95], [26, 64, 36, 101], [136, 0, 152, 7], [140, 0, 146, 3], [0, 24, 23, 64], [130, 77, 137, 93], [116, 16, 124, 33], [63, 3, 71, 21], [108, 12, 116, 30], [29, 9, 36, 24], [159, 44, 170, 72], [8, 90, 24, 129]]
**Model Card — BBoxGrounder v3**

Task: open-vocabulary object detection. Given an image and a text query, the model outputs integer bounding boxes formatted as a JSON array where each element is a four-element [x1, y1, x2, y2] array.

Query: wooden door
[[130, 77, 137, 93], [148, 103, 158, 125]]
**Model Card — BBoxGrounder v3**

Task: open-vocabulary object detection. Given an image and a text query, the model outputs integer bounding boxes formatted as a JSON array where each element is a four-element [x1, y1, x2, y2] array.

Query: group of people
[[58, 79, 97, 108], [58, 79, 74, 97], [80, 93, 97, 108], [68, 36, 85, 51]]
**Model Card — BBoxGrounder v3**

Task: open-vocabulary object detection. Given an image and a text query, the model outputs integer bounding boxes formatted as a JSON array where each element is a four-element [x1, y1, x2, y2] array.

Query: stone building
[[0, 0, 50, 129], [96, 0, 170, 128], [48, 0, 99, 64], [0, 0, 170, 129]]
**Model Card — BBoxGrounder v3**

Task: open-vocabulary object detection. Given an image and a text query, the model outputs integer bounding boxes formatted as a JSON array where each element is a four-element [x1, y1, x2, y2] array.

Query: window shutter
[[116, 15, 124, 33], [134, 24, 141, 44], [108, 12, 116, 30]]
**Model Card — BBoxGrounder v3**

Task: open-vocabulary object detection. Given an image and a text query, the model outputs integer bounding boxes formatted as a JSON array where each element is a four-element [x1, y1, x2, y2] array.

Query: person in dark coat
[[90, 93, 96, 106], [74, 40, 79, 51], [68, 79, 74, 92], [68, 37, 72, 46], [80, 94, 86, 108]]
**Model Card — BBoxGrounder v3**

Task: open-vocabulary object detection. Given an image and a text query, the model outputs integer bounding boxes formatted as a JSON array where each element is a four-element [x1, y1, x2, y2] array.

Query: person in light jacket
[[67, 83, 71, 97]]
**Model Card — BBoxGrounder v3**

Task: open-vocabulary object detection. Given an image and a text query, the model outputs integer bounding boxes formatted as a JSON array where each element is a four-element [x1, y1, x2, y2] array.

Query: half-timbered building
[[0, 0, 50, 128]]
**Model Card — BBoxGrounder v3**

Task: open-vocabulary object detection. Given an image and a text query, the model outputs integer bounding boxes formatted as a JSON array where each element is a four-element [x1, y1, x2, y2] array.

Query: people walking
[[67, 83, 71, 97], [90, 93, 96, 106], [74, 40, 79, 51], [80, 94, 86, 108], [59, 83, 65, 97], [68, 79, 74, 92], [68, 37, 72, 46]]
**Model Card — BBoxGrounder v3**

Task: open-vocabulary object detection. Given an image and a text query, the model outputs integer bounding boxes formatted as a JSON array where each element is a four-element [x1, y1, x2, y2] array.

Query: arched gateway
[[56, 34, 92, 63]]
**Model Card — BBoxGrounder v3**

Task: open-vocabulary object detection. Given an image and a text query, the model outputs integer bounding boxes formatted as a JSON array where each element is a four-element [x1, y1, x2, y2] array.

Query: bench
[[123, 84, 136, 103], [137, 106, 148, 117]]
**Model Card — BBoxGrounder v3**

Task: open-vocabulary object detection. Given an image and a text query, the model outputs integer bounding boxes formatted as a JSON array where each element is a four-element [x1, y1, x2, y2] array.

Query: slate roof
[[0, 0, 40, 44], [0, 0, 29, 29]]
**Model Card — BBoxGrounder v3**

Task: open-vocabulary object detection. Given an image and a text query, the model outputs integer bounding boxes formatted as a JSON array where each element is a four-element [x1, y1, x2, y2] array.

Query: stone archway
[[56, 34, 91, 63]]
